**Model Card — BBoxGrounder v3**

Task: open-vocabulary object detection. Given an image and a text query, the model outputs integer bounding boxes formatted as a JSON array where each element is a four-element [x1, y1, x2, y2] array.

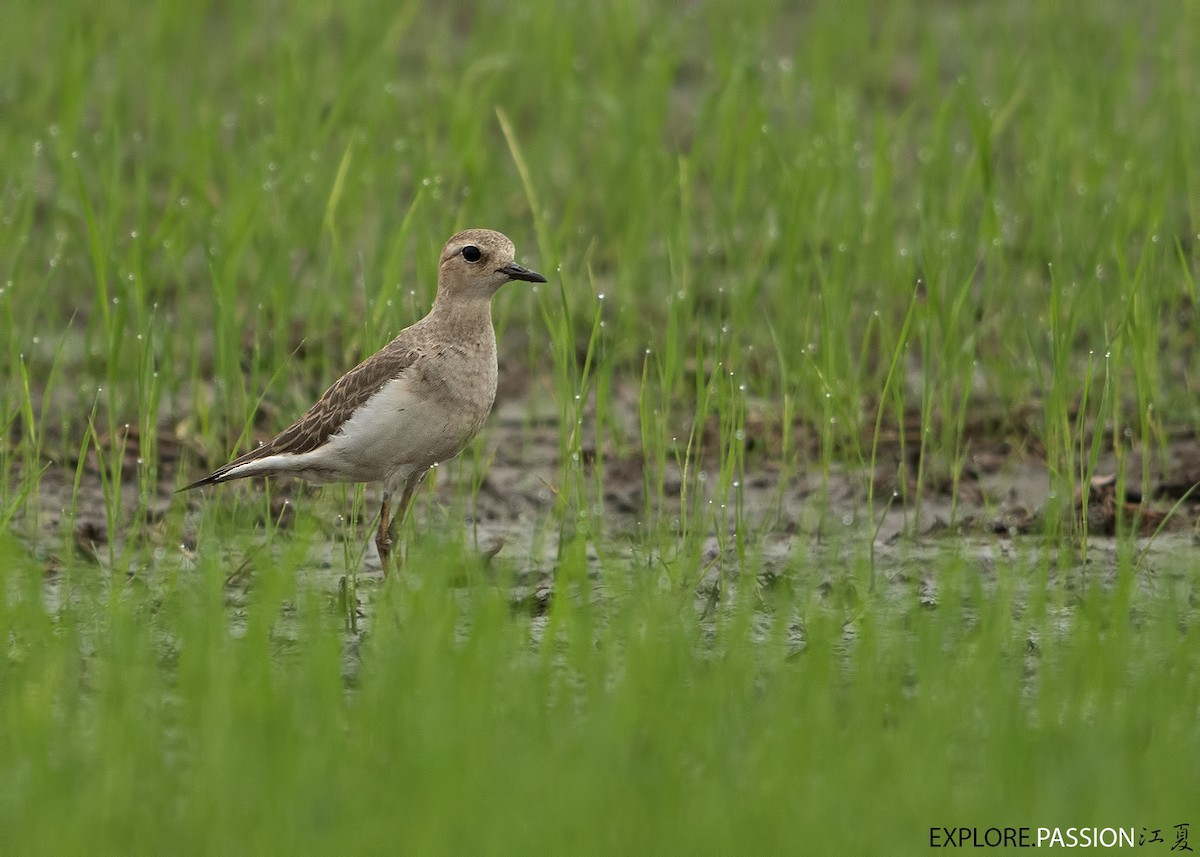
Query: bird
[[181, 228, 547, 573]]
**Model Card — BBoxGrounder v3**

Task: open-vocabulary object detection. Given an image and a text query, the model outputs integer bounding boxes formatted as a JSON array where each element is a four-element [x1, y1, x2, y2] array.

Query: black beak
[[498, 262, 547, 283]]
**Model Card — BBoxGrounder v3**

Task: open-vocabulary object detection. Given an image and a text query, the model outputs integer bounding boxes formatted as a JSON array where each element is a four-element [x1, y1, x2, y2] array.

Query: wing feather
[[180, 339, 421, 490]]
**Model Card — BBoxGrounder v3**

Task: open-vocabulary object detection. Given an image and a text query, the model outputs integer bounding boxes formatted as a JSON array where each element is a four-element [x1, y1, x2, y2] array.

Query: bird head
[[437, 229, 546, 300]]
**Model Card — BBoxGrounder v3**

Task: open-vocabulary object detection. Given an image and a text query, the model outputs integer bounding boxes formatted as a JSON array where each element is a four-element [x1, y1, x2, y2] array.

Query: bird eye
[[461, 245, 482, 263]]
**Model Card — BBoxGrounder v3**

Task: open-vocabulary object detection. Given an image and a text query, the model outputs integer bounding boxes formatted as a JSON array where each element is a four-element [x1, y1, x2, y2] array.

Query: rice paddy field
[[2, 0, 1199, 853]]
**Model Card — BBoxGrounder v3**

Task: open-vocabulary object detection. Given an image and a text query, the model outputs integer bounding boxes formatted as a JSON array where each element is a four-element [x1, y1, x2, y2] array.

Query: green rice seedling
[[2, 1, 1198, 852]]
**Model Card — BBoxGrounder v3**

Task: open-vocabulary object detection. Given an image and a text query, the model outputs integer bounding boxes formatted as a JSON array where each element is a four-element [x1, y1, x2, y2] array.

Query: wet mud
[[17, 386, 1200, 607]]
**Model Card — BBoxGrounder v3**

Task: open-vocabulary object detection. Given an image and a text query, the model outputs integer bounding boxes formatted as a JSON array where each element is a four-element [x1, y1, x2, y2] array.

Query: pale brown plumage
[[181, 228, 546, 572]]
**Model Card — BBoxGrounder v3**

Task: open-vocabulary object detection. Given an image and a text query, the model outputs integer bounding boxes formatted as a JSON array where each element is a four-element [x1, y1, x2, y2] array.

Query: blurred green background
[[1, 0, 1198, 854]]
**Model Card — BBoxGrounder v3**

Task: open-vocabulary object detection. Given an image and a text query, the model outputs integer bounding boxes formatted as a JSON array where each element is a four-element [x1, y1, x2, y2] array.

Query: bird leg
[[375, 492, 393, 571], [377, 475, 422, 578]]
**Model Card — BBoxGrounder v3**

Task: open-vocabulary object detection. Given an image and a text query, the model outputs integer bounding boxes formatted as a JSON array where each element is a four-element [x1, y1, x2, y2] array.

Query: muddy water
[[17, 392, 1200, 609], [18, 389, 1198, 696]]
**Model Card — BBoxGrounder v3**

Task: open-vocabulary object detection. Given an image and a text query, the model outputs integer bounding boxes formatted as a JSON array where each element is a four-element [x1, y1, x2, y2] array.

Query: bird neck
[[428, 291, 495, 339]]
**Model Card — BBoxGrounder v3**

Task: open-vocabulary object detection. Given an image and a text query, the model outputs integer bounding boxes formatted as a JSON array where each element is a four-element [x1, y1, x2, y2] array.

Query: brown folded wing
[[182, 341, 420, 489]]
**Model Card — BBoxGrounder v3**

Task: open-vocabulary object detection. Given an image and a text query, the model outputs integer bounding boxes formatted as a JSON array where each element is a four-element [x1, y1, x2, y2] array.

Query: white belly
[[322, 369, 494, 484]]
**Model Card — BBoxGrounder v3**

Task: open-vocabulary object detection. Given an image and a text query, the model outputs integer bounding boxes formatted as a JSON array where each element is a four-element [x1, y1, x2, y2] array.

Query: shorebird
[[181, 228, 546, 573]]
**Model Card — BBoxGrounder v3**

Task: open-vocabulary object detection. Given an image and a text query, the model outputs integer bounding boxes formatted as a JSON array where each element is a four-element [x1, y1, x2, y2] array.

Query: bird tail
[[177, 445, 280, 493]]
